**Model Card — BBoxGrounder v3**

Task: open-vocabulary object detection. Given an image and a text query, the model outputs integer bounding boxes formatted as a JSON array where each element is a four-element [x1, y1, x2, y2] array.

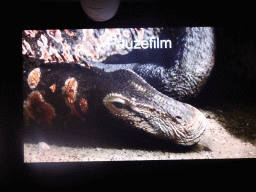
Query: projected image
[[23, 28, 256, 162]]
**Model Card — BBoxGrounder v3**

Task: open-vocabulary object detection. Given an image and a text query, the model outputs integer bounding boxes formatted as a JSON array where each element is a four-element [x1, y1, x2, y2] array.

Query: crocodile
[[23, 27, 214, 146], [90, 27, 215, 102], [23, 58, 206, 146]]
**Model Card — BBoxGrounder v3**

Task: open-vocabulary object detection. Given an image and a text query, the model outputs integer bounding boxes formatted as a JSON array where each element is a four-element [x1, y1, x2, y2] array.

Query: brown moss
[[25, 91, 55, 125], [79, 98, 88, 114], [28, 68, 41, 89], [49, 83, 56, 93], [63, 77, 78, 104]]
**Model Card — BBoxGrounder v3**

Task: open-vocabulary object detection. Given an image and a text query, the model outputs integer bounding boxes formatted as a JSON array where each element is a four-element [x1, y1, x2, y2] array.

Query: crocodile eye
[[103, 94, 133, 113], [111, 102, 128, 109]]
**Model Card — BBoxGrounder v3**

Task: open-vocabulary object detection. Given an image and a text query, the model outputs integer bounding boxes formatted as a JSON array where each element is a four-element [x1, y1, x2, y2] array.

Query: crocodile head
[[103, 69, 207, 146]]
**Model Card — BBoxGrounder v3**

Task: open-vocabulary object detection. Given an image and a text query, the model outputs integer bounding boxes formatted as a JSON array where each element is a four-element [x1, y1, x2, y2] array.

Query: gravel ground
[[24, 102, 256, 162]]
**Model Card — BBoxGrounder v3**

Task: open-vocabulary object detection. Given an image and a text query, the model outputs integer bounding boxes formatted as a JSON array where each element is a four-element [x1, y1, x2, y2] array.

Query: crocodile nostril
[[175, 116, 182, 120]]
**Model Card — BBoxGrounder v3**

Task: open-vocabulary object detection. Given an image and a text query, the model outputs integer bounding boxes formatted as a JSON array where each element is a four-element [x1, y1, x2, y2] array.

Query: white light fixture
[[81, 0, 120, 22]]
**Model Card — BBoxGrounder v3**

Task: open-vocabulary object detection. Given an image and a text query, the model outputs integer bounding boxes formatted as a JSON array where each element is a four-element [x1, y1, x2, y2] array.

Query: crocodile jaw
[[103, 92, 207, 146]]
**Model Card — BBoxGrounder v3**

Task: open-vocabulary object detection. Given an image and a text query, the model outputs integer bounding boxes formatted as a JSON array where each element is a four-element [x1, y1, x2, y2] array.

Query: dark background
[[2, 0, 255, 189]]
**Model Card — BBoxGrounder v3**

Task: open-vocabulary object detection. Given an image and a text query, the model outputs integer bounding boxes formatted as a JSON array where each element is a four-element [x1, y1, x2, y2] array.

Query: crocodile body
[[23, 58, 206, 146], [23, 27, 214, 146], [91, 27, 215, 101]]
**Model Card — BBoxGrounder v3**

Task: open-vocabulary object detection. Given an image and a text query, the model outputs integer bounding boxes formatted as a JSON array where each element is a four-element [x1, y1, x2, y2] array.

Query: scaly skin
[[23, 59, 207, 146]]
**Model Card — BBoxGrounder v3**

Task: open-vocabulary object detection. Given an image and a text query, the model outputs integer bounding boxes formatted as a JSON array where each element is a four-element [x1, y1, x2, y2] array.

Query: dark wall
[[196, 27, 256, 106]]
